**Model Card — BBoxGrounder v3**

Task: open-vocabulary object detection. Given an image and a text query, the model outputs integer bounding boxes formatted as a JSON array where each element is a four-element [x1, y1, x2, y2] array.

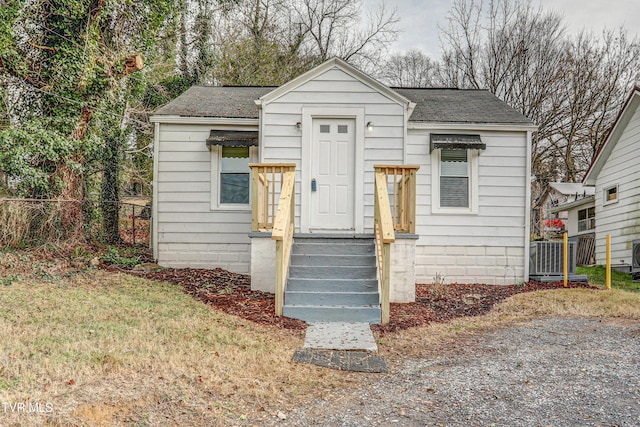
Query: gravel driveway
[[282, 317, 640, 426]]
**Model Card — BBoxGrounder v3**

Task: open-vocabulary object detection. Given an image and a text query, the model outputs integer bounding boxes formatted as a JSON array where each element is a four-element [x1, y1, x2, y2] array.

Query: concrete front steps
[[282, 235, 381, 323]]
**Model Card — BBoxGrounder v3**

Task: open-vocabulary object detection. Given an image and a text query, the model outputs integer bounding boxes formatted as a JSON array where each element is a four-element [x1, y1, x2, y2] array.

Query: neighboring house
[[547, 182, 595, 237], [547, 182, 596, 265], [583, 85, 640, 273], [150, 58, 535, 323]]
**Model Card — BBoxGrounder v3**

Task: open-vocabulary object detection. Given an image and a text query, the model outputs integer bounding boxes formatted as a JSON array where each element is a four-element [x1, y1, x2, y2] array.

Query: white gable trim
[[256, 57, 416, 113], [584, 86, 640, 185], [524, 130, 532, 282], [152, 121, 160, 261]]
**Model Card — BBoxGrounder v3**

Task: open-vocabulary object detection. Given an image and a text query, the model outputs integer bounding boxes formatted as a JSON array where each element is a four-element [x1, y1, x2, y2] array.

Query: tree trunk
[[50, 106, 92, 239], [57, 162, 85, 239]]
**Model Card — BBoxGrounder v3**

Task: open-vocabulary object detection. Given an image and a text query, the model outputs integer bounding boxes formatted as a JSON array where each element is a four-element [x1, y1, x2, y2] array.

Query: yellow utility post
[[606, 234, 611, 290], [563, 232, 568, 287]]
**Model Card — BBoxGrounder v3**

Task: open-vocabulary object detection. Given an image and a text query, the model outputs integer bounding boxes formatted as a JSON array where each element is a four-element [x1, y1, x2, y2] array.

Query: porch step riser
[[285, 292, 379, 306], [284, 237, 380, 324], [287, 279, 378, 292], [292, 243, 375, 256], [290, 254, 376, 267], [289, 266, 377, 280], [282, 306, 381, 324]]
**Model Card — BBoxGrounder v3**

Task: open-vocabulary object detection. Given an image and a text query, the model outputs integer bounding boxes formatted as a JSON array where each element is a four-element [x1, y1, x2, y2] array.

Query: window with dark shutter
[[220, 146, 250, 204], [440, 149, 469, 208]]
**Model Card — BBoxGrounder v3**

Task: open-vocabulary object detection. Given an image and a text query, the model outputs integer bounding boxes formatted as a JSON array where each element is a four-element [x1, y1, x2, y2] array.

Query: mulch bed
[[376, 281, 598, 333], [103, 263, 597, 333]]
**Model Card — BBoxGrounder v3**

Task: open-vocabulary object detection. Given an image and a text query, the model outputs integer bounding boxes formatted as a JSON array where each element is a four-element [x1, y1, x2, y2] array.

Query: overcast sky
[[378, 0, 640, 59]]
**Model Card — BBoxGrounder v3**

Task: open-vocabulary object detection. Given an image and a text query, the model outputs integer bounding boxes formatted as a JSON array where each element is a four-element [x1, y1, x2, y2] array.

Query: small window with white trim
[[604, 185, 618, 205], [432, 148, 478, 214], [577, 206, 595, 232], [210, 145, 257, 209], [220, 146, 250, 204], [440, 149, 469, 208]]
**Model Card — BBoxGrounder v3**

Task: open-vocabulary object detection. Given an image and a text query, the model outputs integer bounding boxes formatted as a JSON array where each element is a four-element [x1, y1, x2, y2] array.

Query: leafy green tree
[[0, 0, 174, 241]]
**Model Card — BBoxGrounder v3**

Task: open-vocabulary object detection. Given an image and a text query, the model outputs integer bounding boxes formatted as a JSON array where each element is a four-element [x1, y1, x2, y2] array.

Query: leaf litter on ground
[[102, 260, 598, 333]]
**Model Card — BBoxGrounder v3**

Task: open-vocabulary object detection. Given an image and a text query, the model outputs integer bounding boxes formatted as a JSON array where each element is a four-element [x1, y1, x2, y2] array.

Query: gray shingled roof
[[153, 86, 273, 119], [395, 88, 534, 125], [153, 85, 533, 125]]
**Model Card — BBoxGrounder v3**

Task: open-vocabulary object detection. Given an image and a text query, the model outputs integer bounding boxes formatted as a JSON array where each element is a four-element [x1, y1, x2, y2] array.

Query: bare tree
[[549, 30, 640, 181], [439, 0, 640, 194], [208, 0, 400, 84], [294, 0, 400, 71], [379, 49, 440, 87]]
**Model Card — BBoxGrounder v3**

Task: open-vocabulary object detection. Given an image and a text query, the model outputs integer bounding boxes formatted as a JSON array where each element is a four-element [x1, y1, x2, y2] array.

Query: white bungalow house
[[150, 58, 536, 323], [583, 85, 640, 273]]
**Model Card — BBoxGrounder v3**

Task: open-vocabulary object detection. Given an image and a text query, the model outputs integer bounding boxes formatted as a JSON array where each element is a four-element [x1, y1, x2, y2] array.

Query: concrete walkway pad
[[294, 322, 386, 372], [292, 349, 387, 373], [303, 322, 378, 352]]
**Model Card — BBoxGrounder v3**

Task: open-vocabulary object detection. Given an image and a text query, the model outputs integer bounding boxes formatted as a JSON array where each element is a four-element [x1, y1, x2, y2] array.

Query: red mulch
[[374, 281, 598, 333], [103, 263, 597, 333]]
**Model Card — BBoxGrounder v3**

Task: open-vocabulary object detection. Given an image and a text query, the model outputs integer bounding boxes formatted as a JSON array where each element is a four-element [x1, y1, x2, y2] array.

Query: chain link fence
[[0, 198, 151, 249]]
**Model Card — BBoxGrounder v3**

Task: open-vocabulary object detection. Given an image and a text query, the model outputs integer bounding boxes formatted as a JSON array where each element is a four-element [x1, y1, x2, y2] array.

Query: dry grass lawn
[[382, 288, 640, 358], [0, 254, 359, 426], [1, 249, 639, 426]]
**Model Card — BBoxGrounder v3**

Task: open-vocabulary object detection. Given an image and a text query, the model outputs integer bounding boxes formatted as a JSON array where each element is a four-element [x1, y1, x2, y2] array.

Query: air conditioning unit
[[632, 239, 640, 271], [530, 240, 577, 276]]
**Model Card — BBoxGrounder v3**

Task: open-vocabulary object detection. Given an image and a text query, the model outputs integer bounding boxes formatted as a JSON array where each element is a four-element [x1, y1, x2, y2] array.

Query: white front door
[[310, 118, 356, 231]]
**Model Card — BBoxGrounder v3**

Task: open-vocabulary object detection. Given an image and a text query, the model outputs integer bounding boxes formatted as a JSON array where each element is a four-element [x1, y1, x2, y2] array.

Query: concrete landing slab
[[292, 349, 387, 373], [303, 322, 378, 352]]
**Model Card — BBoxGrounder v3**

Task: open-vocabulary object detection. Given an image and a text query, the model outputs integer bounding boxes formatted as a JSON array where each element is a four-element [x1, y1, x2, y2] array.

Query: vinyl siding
[[155, 123, 252, 273], [153, 73, 532, 284], [261, 66, 406, 232], [566, 201, 595, 237], [594, 102, 640, 266], [407, 129, 529, 284]]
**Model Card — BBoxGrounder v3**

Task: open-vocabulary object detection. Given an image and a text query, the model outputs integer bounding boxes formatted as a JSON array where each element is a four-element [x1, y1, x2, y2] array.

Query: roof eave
[[583, 86, 640, 184], [408, 121, 538, 132], [149, 115, 259, 125], [548, 195, 595, 213], [406, 101, 417, 119]]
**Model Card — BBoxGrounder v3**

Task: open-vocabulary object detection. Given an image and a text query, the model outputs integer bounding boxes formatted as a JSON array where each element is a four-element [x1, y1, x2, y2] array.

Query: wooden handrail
[[249, 163, 296, 232], [272, 171, 295, 240], [374, 170, 396, 244], [272, 171, 296, 316], [374, 170, 395, 324], [373, 165, 419, 324], [374, 165, 419, 234]]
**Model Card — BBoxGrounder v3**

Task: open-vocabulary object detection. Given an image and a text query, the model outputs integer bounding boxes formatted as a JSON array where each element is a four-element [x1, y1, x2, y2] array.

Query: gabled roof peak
[[257, 57, 415, 112]]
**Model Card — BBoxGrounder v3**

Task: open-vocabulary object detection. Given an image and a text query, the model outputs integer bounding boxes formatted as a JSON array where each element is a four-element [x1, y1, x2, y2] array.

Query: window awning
[[430, 134, 485, 152], [206, 130, 258, 149]]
